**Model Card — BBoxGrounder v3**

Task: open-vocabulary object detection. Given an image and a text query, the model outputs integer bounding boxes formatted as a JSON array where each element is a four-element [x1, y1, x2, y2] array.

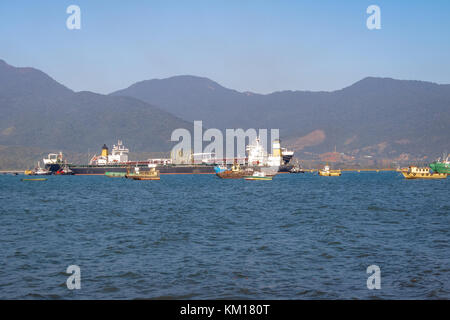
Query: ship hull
[[68, 164, 215, 175], [401, 171, 447, 179], [50, 163, 287, 175], [278, 164, 294, 172]]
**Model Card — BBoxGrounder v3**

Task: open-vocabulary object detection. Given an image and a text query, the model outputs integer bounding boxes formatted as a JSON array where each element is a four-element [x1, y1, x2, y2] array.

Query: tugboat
[[33, 162, 51, 175], [318, 164, 341, 176], [401, 166, 447, 179], [216, 162, 252, 179], [429, 154, 450, 174], [289, 159, 304, 173], [55, 163, 73, 175], [289, 166, 304, 173], [125, 164, 160, 180]]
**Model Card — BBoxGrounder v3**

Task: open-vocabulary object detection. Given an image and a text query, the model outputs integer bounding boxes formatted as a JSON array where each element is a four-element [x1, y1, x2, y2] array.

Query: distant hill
[[1, 58, 449, 170], [111, 75, 450, 159], [0, 60, 192, 161]]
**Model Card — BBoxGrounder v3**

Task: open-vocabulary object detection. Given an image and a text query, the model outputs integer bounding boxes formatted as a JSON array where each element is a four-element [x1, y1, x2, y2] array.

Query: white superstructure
[[246, 137, 281, 175], [108, 140, 129, 163], [246, 137, 282, 167], [43, 152, 63, 165], [89, 140, 129, 165]]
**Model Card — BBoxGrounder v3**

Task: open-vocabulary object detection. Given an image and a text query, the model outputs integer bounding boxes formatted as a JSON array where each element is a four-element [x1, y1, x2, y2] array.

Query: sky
[[0, 0, 449, 94]]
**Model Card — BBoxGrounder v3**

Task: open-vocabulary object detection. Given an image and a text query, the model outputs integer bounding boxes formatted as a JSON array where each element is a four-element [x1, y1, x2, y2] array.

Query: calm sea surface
[[0, 172, 448, 299]]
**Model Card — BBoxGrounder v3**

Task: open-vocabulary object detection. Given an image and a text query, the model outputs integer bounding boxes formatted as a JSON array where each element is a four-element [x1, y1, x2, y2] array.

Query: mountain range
[[111, 75, 450, 159], [0, 59, 192, 154], [1, 58, 449, 168]]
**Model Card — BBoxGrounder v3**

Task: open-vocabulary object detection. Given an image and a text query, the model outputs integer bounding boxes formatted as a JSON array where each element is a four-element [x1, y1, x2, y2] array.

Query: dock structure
[[0, 170, 25, 175], [340, 168, 397, 172], [299, 168, 398, 173]]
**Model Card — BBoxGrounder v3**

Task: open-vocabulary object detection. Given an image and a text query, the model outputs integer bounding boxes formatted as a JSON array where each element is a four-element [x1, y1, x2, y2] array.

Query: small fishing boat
[[289, 159, 304, 173], [214, 164, 228, 174], [318, 165, 341, 176], [401, 166, 447, 179], [21, 178, 48, 181], [289, 165, 304, 174], [216, 163, 251, 179], [27, 162, 51, 175], [105, 171, 126, 178], [244, 171, 273, 181], [429, 154, 450, 174], [125, 165, 160, 180]]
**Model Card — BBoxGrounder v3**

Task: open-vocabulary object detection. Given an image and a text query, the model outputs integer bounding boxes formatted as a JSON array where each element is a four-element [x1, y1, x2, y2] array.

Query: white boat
[[244, 171, 273, 181], [34, 162, 51, 175]]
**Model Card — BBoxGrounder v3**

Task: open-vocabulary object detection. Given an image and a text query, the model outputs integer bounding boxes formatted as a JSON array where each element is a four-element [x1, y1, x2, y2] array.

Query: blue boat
[[214, 165, 227, 174]]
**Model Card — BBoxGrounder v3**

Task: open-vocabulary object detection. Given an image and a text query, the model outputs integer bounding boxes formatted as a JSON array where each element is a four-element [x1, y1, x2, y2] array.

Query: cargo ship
[[280, 147, 295, 172], [43, 139, 294, 175], [429, 154, 450, 174], [77, 141, 214, 175], [43, 141, 215, 175]]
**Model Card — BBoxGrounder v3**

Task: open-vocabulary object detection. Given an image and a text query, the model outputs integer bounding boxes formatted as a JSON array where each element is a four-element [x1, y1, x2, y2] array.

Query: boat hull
[[216, 171, 247, 179], [401, 171, 447, 179], [278, 164, 294, 172], [319, 170, 341, 176], [244, 176, 272, 181], [105, 171, 126, 178], [126, 176, 160, 180]]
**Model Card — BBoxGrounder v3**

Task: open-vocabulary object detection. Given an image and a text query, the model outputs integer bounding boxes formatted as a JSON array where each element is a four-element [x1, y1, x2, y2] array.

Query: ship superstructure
[[246, 137, 283, 176], [246, 137, 295, 173], [90, 140, 129, 165]]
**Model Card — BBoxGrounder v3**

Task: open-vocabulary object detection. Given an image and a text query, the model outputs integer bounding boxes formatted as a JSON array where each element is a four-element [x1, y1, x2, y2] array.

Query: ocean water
[[0, 172, 448, 299]]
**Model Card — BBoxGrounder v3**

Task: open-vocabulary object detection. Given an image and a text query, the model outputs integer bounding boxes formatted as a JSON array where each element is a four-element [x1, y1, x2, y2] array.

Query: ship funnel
[[272, 139, 281, 157], [101, 144, 109, 157]]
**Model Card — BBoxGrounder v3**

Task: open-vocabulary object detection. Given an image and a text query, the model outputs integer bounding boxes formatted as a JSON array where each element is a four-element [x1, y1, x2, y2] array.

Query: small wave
[[367, 205, 387, 211], [320, 253, 334, 259], [100, 286, 120, 293], [145, 293, 198, 300]]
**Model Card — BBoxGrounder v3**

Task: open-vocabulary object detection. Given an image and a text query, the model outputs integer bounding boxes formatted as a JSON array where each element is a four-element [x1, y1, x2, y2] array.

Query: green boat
[[105, 171, 126, 178], [429, 155, 450, 174]]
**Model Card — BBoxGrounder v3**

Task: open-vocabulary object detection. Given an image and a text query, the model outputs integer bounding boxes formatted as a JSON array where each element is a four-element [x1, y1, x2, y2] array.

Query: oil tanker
[[43, 139, 294, 175]]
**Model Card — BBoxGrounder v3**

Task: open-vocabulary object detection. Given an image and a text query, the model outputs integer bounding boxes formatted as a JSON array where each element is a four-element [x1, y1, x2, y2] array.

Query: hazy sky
[[1, 0, 449, 94]]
